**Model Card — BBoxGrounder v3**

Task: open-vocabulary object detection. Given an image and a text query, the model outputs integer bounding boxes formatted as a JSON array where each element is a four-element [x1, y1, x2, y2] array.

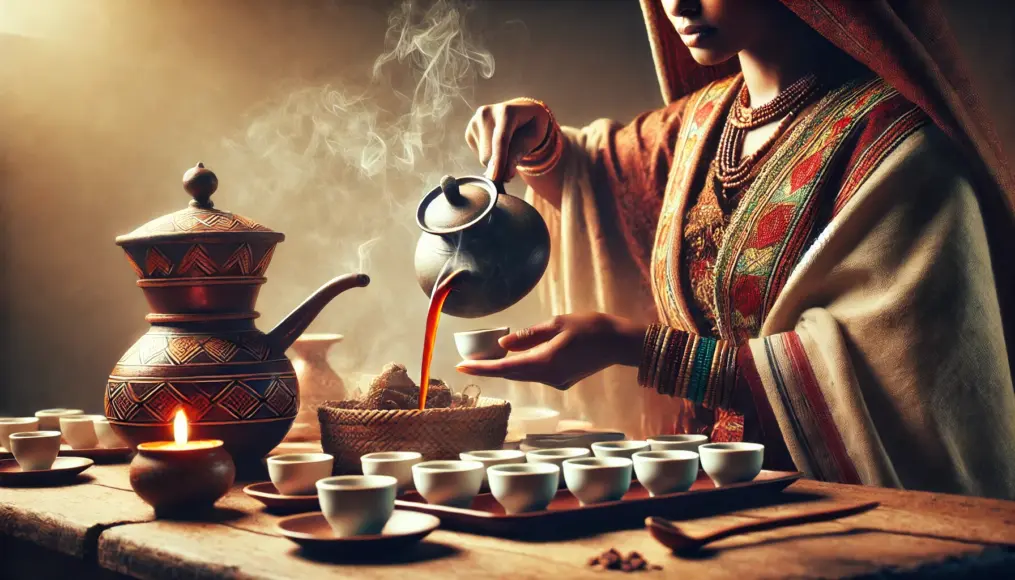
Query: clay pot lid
[[115, 163, 285, 246]]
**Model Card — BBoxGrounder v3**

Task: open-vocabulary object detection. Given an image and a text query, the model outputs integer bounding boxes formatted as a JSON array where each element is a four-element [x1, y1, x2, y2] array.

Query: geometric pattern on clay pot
[[117, 334, 277, 366], [123, 242, 276, 279], [105, 375, 298, 423]]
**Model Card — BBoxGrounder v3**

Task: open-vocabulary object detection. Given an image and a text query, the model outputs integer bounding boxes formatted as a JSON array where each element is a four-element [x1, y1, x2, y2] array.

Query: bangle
[[516, 98, 565, 177]]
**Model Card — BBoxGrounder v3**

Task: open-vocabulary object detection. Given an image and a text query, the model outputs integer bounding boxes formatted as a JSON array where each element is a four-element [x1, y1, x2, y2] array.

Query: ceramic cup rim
[[563, 457, 632, 469], [35, 409, 83, 417], [592, 441, 649, 451], [526, 447, 590, 460], [488, 463, 560, 477], [9, 430, 61, 440], [633, 450, 699, 462], [699, 442, 765, 454], [647, 434, 709, 444], [59, 415, 101, 425], [412, 460, 484, 473], [267, 453, 334, 465], [361, 451, 422, 463], [454, 327, 510, 338], [316, 474, 397, 491], [0, 418, 39, 426], [460, 449, 525, 462]]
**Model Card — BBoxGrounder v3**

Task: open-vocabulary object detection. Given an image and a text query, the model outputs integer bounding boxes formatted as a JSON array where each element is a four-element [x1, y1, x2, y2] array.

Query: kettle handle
[[416, 175, 500, 236]]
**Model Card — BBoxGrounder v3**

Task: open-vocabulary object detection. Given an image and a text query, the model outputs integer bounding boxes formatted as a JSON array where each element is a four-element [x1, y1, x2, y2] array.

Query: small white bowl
[[0, 417, 39, 451], [60, 415, 100, 449], [454, 327, 510, 360], [525, 447, 591, 468], [316, 475, 397, 537], [698, 442, 764, 487], [647, 434, 709, 453], [508, 407, 561, 436], [488, 463, 560, 514], [633, 450, 700, 496], [35, 409, 83, 432], [267, 453, 335, 496], [562, 457, 632, 506], [361, 451, 422, 493], [10, 430, 62, 471], [411, 460, 485, 508], [92, 417, 127, 449], [460, 449, 525, 484], [591, 440, 649, 460]]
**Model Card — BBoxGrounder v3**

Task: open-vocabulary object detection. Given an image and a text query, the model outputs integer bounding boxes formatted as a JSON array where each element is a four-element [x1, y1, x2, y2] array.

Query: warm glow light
[[173, 409, 188, 446]]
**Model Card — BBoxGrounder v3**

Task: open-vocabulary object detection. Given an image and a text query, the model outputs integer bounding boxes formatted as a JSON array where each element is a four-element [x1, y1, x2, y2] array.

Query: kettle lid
[[416, 175, 499, 235], [115, 162, 284, 246]]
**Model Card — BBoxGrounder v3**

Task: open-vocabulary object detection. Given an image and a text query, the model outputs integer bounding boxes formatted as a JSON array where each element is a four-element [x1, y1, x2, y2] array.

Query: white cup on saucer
[[411, 460, 484, 508], [0, 418, 39, 451], [647, 433, 709, 453], [591, 440, 650, 461], [316, 475, 397, 537], [92, 417, 127, 449], [60, 415, 100, 449], [460, 449, 525, 484], [267, 453, 334, 496], [35, 409, 83, 432], [633, 450, 700, 496], [360, 451, 422, 493], [10, 431, 62, 471]]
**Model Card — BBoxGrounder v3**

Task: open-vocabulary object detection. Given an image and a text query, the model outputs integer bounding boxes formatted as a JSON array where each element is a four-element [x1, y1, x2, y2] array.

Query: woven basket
[[319, 397, 511, 475]]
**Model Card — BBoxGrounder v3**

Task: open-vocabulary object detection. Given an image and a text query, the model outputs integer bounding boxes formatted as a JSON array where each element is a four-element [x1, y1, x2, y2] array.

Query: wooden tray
[[394, 470, 801, 538]]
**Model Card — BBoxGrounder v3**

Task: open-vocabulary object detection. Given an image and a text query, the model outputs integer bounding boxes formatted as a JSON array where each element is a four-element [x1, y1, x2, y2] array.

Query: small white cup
[[454, 327, 510, 360], [562, 457, 632, 506], [411, 460, 484, 508], [316, 475, 397, 537], [92, 417, 127, 449], [267, 453, 334, 496], [488, 463, 560, 514], [525, 447, 591, 468], [699, 442, 765, 487], [633, 450, 700, 496], [647, 434, 709, 453], [361, 451, 422, 493], [60, 415, 100, 449], [508, 407, 560, 436], [460, 449, 525, 484], [35, 409, 83, 432], [591, 440, 650, 460], [0, 418, 39, 451], [10, 430, 62, 471]]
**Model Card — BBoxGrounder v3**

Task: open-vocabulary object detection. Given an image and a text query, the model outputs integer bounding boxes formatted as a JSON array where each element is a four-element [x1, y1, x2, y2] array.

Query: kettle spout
[[267, 273, 370, 351]]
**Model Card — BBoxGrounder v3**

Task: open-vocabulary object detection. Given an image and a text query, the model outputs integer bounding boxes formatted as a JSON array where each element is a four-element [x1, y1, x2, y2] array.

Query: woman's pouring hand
[[455, 313, 648, 390], [465, 98, 553, 183]]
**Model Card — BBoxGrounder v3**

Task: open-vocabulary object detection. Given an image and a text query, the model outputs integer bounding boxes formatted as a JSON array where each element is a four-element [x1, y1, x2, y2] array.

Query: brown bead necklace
[[715, 74, 822, 193]]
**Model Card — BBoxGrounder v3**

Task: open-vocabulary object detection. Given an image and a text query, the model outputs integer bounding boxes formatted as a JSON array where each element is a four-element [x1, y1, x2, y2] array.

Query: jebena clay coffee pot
[[105, 163, 370, 463], [414, 175, 550, 318]]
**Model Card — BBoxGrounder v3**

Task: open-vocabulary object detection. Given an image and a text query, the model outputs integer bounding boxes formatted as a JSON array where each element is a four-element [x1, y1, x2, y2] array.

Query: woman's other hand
[[465, 98, 553, 183], [455, 313, 647, 390]]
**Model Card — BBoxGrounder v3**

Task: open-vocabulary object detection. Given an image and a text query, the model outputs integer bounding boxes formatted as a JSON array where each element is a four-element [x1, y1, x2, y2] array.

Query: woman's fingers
[[499, 318, 563, 351]]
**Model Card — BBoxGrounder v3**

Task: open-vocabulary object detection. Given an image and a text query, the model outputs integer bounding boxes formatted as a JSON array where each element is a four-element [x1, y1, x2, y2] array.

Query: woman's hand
[[455, 313, 647, 390], [465, 98, 553, 183]]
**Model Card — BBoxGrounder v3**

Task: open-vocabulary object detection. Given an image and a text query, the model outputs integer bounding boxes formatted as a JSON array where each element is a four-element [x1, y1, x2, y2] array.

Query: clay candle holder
[[129, 410, 235, 517]]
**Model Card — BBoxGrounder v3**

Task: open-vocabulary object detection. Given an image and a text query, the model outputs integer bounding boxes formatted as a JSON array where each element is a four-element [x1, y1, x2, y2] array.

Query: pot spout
[[267, 273, 370, 351]]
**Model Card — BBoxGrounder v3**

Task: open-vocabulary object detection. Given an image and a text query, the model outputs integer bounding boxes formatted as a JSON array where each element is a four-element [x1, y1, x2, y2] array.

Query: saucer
[[0, 457, 94, 486], [277, 509, 440, 554], [1, 445, 132, 462], [244, 482, 320, 512]]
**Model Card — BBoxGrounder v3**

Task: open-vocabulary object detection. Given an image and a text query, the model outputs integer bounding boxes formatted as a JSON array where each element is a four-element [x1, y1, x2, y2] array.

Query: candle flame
[[173, 409, 188, 446]]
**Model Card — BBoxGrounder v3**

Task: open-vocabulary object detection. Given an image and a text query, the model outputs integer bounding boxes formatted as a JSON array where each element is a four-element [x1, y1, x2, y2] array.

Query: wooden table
[[3, 459, 1015, 579]]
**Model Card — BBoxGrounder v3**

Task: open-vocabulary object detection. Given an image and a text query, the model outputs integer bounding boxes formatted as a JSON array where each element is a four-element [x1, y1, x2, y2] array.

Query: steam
[[219, 0, 514, 391]]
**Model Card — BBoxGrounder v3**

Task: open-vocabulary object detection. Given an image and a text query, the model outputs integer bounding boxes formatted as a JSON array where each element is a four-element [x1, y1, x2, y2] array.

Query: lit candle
[[136, 409, 222, 452], [130, 408, 235, 517]]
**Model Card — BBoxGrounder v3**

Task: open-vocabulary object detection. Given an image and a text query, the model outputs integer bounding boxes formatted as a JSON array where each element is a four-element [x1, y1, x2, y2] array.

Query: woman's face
[[660, 0, 779, 66]]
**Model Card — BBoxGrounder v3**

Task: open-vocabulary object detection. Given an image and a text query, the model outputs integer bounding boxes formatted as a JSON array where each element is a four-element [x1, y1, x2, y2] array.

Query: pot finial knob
[[183, 162, 218, 209]]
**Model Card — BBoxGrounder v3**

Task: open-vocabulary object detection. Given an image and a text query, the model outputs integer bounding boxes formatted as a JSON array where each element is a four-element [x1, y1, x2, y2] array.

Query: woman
[[457, 0, 1015, 499]]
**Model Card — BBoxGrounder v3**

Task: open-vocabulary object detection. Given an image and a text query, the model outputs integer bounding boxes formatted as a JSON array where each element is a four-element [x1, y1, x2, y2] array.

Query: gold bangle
[[638, 325, 661, 387]]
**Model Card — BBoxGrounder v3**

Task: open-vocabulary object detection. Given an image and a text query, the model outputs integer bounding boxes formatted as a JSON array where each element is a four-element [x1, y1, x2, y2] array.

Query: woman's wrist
[[608, 316, 649, 368]]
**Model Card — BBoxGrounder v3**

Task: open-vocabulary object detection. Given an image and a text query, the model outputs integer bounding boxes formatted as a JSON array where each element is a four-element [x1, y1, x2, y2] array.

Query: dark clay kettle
[[414, 175, 551, 318]]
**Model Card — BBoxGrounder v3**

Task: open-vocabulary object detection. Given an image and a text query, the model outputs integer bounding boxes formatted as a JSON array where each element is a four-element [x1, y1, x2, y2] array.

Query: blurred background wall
[[1, 0, 1012, 416]]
